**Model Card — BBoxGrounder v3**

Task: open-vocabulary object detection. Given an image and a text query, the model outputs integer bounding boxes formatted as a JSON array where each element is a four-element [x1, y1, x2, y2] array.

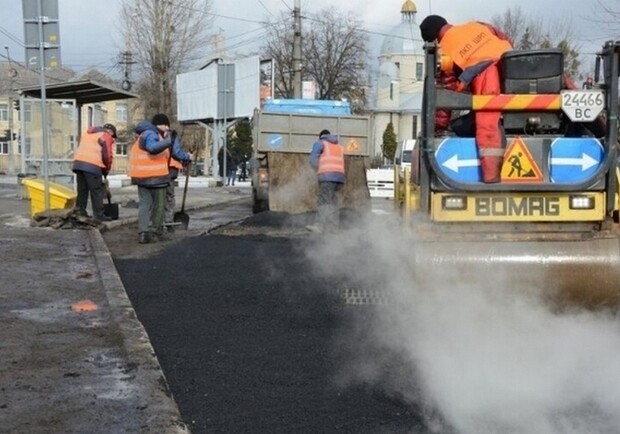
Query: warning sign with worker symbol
[[345, 139, 359, 154], [500, 137, 543, 182]]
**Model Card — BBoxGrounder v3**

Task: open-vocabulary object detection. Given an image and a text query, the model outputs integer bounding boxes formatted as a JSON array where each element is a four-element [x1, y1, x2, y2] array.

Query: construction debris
[[31, 209, 107, 230]]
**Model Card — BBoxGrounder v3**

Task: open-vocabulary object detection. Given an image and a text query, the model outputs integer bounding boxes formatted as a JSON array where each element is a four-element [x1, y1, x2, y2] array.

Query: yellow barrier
[[21, 178, 77, 217]]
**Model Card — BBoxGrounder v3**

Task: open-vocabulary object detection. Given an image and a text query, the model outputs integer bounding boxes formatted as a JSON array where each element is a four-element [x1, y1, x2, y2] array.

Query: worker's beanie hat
[[420, 15, 447, 42], [103, 123, 117, 138], [319, 129, 330, 138], [151, 113, 170, 127]]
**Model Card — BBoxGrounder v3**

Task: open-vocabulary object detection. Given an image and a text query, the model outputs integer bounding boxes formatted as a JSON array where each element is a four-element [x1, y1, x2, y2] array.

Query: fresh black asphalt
[[115, 233, 431, 434]]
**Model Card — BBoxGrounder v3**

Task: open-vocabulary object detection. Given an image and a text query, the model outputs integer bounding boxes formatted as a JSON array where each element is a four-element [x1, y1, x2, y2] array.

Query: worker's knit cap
[[420, 15, 447, 42], [151, 113, 170, 127]]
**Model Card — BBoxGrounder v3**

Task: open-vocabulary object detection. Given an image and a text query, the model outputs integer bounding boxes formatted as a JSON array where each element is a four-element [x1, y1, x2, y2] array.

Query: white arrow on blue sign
[[549, 137, 604, 183], [267, 134, 283, 149], [435, 137, 481, 183]]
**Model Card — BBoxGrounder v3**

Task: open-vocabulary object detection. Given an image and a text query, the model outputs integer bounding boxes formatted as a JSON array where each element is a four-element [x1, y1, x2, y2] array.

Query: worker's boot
[[96, 214, 113, 222], [75, 208, 89, 217], [138, 232, 152, 244], [152, 231, 171, 242]]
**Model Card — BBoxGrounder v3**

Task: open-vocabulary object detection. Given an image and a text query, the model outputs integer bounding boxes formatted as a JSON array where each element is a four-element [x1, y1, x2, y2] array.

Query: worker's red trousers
[[471, 63, 504, 183]]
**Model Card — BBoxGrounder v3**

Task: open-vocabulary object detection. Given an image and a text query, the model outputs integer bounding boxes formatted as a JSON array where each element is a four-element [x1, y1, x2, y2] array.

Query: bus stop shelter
[[17, 79, 138, 182]]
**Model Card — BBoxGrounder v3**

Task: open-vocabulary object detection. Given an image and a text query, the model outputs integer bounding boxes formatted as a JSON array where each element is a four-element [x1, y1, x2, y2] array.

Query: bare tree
[[492, 6, 581, 78], [120, 0, 214, 120], [261, 13, 295, 99], [592, 1, 620, 34], [261, 8, 370, 110]]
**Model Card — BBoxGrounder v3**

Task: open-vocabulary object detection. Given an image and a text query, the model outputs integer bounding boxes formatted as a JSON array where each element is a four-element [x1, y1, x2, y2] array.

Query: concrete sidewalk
[[0, 175, 251, 433]]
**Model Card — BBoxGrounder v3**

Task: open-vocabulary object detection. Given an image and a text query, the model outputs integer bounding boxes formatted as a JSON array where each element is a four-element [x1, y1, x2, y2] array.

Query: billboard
[[177, 56, 261, 122], [260, 59, 274, 105], [177, 66, 218, 121]]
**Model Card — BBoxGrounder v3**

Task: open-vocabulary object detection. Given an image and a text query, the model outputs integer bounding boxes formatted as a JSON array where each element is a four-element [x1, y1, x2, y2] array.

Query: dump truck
[[394, 40, 620, 310], [251, 99, 372, 214]]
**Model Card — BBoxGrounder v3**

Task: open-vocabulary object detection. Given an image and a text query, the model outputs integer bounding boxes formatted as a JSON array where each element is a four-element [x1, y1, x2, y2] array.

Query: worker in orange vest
[[72, 123, 116, 221], [307, 129, 346, 233], [420, 15, 513, 183], [128, 113, 190, 244], [164, 135, 191, 233]]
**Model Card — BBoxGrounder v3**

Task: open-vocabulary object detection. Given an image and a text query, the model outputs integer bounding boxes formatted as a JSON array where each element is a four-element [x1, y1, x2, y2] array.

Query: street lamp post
[[36, 0, 51, 212]]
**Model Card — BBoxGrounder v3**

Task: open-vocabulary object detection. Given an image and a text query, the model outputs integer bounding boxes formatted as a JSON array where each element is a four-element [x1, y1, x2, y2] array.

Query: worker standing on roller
[[420, 15, 513, 183]]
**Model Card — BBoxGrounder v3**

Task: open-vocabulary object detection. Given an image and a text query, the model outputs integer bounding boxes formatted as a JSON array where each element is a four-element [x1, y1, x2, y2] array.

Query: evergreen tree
[[229, 120, 253, 161], [382, 122, 397, 162]]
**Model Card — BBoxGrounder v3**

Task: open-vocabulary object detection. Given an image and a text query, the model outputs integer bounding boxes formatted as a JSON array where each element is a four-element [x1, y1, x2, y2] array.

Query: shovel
[[103, 176, 119, 220], [173, 161, 191, 230]]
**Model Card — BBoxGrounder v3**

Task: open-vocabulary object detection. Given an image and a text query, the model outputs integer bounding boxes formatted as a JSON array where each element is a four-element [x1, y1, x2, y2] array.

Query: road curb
[[102, 195, 249, 230], [88, 229, 190, 433]]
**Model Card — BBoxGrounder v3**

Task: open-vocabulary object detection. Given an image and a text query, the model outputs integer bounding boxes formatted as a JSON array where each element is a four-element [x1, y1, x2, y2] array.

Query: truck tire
[[252, 189, 268, 214]]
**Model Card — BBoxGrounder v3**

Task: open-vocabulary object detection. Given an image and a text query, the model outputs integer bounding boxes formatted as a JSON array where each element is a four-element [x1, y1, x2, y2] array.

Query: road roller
[[394, 40, 620, 310]]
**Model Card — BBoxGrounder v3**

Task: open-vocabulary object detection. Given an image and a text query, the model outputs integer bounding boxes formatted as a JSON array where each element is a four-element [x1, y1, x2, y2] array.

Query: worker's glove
[[170, 129, 178, 142], [439, 72, 460, 91], [435, 109, 451, 131]]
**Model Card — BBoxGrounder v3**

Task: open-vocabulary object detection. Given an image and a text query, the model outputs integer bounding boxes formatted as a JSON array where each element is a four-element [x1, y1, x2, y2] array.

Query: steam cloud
[[304, 211, 620, 434]]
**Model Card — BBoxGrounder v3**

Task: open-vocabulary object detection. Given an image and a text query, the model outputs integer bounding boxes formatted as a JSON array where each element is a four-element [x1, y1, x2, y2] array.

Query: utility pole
[[5, 46, 16, 174], [292, 0, 302, 99], [36, 0, 50, 211], [119, 48, 135, 91]]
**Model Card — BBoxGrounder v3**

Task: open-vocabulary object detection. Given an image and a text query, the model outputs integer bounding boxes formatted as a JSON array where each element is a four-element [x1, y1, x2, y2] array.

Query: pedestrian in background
[[227, 154, 237, 186], [239, 157, 248, 182], [217, 147, 234, 186], [164, 133, 192, 233], [307, 129, 346, 233], [128, 113, 190, 244], [72, 123, 117, 221]]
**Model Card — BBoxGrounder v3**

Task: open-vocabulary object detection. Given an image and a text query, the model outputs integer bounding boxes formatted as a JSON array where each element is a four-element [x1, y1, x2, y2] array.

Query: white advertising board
[[176, 56, 261, 122], [177, 67, 218, 121]]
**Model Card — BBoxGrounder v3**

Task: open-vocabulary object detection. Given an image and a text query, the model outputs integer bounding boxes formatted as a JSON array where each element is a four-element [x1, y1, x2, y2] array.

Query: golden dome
[[401, 0, 417, 13]]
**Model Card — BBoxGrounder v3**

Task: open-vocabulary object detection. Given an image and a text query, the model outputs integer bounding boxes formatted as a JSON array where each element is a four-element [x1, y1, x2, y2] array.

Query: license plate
[[560, 90, 605, 122]]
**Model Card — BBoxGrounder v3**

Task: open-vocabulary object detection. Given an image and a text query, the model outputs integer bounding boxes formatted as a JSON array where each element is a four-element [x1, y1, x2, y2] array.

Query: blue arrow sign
[[435, 137, 481, 183], [267, 134, 283, 150], [549, 138, 604, 183]]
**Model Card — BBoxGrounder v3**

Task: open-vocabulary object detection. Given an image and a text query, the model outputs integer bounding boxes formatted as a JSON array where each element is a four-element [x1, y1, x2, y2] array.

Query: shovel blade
[[173, 211, 190, 230], [103, 203, 119, 220]]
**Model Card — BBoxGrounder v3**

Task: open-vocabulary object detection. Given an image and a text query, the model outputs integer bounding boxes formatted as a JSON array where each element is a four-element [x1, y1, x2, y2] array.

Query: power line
[[257, 0, 277, 17], [0, 25, 24, 47], [280, 0, 292, 11]]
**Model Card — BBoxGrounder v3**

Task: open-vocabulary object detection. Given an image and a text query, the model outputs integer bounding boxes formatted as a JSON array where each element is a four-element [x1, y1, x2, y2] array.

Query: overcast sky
[[0, 0, 614, 77]]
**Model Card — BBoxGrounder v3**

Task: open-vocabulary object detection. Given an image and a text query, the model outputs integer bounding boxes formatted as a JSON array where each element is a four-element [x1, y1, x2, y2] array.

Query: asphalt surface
[[0, 177, 249, 434], [112, 231, 428, 434]]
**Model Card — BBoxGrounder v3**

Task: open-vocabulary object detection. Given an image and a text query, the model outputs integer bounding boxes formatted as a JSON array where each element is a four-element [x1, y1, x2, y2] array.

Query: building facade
[[370, 0, 425, 163], [0, 61, 138, 177]]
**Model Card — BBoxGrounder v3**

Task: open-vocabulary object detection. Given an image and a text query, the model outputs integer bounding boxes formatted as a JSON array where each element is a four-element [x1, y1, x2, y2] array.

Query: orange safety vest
[[439, 22, 512, 71], [74, 131, 105, 168], [169, 157, 183, 170], [317, 141, 345, 175], [128, 134, 170, 179]]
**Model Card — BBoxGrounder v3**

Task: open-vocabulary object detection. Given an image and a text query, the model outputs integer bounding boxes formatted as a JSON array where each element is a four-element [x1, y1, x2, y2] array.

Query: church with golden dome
[[370, 0, 425, 161]]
